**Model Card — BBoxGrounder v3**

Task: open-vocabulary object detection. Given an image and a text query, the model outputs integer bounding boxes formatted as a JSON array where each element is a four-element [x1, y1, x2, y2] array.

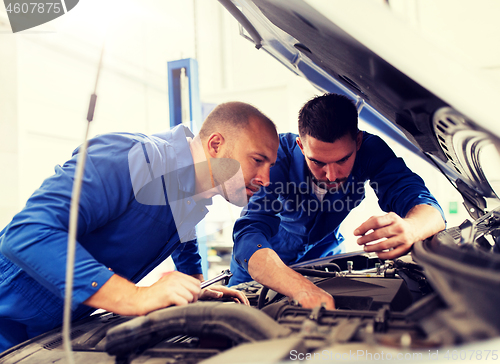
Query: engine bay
[[2, 215, 500, 364]]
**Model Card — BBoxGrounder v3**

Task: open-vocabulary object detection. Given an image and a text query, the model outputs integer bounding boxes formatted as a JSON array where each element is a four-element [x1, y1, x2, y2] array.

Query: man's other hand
[[292, 286, 335, 310], [354, 204, 445, 259], [133, 271, 202, 315], [200, 285, 250, 305], [248, 248, 335, 311], [354, 211, 414, 259]]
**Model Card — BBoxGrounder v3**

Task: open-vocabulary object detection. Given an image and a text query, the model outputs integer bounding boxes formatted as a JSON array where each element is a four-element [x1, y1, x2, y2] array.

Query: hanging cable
[[62, 41, 105, 364]]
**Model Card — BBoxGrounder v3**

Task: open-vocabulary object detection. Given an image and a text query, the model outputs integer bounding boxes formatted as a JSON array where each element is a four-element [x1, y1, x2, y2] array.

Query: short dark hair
[[298, 93, 358, 142], [199, 101, 276, 141]]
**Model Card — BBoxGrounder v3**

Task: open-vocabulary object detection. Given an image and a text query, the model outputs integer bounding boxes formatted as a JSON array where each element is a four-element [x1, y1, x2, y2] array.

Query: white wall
[[0, 0, 319, 224], [0, 22, 19, 230]]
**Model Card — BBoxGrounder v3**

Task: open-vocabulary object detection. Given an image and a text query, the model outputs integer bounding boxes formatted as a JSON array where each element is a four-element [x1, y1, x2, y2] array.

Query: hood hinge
[[456, 179, 486, 220]]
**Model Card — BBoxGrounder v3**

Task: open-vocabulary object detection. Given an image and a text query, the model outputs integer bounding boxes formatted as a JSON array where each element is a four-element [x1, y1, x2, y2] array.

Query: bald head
[[199, 101, 277, 146], [195, 101, 278, 206]]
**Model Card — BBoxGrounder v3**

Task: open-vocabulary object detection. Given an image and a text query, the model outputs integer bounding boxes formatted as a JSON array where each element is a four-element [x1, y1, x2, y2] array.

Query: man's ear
[[207, 132, 225, 157], [356, 130, 363, 151], [296, 136, 305, 156]]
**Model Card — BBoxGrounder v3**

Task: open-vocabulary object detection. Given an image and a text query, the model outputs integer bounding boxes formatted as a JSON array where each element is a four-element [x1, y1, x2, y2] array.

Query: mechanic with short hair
[[0, 101, 279, 352], [230, 93, 446, 309]]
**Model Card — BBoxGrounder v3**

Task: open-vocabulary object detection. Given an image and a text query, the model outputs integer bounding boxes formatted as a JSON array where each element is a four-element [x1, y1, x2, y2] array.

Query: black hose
[[258, 285, 270, 309], [105, 302, 291, 358], [292, 268, 339, 278], [299, 263, 342, 273]]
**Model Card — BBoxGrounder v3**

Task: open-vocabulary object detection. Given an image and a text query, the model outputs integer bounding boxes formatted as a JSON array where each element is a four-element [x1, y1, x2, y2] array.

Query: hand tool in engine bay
[[201, 269, 233, 289]]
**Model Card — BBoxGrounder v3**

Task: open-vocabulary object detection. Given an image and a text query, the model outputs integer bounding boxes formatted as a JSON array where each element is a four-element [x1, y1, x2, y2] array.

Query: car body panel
[[223, 0, 500, 211]]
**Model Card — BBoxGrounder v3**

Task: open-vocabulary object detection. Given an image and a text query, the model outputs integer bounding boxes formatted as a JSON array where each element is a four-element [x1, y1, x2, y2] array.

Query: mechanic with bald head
[[230, 93, 445, 309], [0, 101, 279, 352]]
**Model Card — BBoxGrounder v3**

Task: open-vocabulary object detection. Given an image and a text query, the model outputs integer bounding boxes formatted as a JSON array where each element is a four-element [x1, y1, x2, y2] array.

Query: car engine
[[2, 210, 500, 364]]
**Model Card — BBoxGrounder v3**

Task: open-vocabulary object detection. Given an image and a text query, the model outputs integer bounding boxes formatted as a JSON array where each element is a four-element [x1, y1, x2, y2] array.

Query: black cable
[[63, 40, 106, 364], [300, 262, 342, 272], [292, 268, 339, 278], [257, 286, 269, 309]]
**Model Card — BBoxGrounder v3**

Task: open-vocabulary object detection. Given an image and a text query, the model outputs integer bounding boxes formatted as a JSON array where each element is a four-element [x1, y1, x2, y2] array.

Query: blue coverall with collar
[[229, 132, 444, 286], [0, 124, 208, 352]]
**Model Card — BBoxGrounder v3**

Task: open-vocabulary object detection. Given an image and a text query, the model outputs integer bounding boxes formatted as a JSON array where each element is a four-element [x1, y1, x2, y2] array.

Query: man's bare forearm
[[248, 248, 308, 296], [83, 272, 202, 316], [83, 274, 144, 316], [405, 204, 445, 241], [248, 248, 334, 309]]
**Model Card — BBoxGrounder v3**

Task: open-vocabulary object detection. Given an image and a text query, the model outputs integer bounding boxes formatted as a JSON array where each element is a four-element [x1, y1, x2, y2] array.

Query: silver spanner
[[200, 269, 233, 289]]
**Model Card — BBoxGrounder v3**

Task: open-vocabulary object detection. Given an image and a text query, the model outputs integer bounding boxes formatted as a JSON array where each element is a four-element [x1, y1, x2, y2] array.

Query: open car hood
[[220, 0, 500, 219]]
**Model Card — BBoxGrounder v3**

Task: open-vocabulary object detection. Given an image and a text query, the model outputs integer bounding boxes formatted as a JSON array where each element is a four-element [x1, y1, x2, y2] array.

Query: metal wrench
[[200, 269, 233, 289]]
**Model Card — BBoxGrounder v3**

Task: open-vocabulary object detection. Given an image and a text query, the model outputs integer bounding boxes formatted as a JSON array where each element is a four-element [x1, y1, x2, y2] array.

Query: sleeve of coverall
[[0, 136, 135, 309], [171, 231, 203, 276]]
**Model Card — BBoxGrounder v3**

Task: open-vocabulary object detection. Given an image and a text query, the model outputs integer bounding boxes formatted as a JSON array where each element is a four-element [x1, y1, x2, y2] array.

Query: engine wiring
[[257, 261, 391, 309]]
